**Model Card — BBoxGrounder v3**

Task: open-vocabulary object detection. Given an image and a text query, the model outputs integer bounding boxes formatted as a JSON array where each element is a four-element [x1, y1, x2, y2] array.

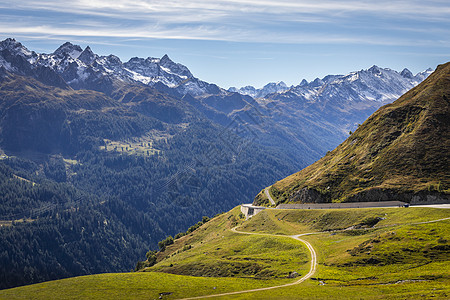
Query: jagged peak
[[0, 38, 20, 48], [53, 42, 83, 59], [299, 79, 308, 86], [160, 54, 175, 66], [310, 77, 323, 87], [105, 54, 122, 63], [400, 68, 414, 79], [368, 65, 382, 73], [264, 81, 287, 88], [0, 38, 33, 57], [78, 46, 97, 64], [161, 54, 171, 61], [128, 56, 144, 62]]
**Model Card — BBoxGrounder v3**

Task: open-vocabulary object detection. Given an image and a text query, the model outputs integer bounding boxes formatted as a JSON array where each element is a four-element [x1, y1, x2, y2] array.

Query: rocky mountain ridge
[[229, 66, 431, 100], [255, 62, 450, 206], [0, 38, 433, 169], [0, 38, 224, 97]]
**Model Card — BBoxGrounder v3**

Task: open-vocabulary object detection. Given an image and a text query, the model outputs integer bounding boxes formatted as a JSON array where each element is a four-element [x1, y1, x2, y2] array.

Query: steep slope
[[0, 71, 163, 154], [256, 62, 450, 205]]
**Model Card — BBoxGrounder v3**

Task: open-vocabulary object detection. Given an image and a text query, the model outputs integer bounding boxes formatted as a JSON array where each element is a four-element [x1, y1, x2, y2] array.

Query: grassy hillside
[[258, 62, 450, 205], [140, 207, 311, 279], [2, 206, 448, 299]]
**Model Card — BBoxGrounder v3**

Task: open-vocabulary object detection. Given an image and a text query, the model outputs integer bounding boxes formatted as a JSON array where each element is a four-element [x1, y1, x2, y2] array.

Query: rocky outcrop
[[290, 188, 326, 203], [347, 189, 450, 204]]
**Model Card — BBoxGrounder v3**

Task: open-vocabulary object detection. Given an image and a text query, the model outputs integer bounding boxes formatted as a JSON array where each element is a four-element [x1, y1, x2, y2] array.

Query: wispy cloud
[[4, 0, 450, 17], [0, 0, 449, 47]]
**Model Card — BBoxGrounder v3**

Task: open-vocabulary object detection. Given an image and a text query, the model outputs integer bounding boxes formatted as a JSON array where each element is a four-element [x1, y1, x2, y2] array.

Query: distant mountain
[[269, 65, 432, 103], [246, 65, 434, 158], [0, 38, 224, 97], [228, 81, 290, 98], [255, 62, 450, 205], [0, 38, 434, 175]]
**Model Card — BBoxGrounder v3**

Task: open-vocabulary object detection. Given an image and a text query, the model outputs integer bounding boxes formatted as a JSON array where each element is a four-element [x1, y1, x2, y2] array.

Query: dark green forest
[[0, 118, 299, 289], [0, 65, 305, 290]]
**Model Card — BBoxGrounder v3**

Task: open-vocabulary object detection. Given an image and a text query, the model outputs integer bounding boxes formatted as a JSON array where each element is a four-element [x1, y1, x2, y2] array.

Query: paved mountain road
[[265, 187, 276, 206]]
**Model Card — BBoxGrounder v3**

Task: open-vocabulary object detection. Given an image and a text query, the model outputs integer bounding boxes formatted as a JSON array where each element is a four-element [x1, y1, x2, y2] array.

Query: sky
[[0, 0, 449, 88]]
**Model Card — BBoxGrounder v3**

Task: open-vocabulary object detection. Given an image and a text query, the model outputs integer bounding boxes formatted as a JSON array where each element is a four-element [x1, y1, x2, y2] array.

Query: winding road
[[179, 213, 450, 299], [180, 226, 317, 300], [265, 187, 276, 206]]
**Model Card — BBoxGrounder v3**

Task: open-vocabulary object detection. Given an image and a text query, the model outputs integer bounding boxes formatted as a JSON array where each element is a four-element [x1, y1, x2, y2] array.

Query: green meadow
[[1, 206, 448, 299]]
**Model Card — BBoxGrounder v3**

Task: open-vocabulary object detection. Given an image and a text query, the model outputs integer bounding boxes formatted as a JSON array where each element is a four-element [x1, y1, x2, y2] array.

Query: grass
[[1, 206, 448, 299], [0, 272, 288, 300], [145, 207, 311, 279], [239, 207, 450, 235], [100, 134, 163, 156]]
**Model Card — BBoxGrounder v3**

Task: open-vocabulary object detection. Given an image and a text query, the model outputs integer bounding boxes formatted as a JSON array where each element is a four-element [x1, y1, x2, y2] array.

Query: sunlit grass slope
[[144, 206, 310, 279], [1, 206, 448, 299]]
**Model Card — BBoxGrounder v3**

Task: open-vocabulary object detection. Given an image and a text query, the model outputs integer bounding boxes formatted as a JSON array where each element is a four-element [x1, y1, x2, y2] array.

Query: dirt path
[[180, 227, 317, 300], [265, 187, 276, 206], [179, 215, 450, 299]]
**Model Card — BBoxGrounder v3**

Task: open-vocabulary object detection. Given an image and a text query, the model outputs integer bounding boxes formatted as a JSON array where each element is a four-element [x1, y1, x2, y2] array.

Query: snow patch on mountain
[[229, 81, 290, 98], [0, 38, 434, 103], [269, 65, 431, 105], [0, 38, 223, 97]]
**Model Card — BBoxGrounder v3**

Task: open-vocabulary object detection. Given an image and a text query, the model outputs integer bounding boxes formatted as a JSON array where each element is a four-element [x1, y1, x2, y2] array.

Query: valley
[[0, 37, 448, 296]]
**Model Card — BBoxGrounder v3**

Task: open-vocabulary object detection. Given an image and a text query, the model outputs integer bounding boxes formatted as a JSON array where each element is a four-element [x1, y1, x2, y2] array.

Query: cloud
[[4, 0, 450, 18], [0, 0, 449, 46]]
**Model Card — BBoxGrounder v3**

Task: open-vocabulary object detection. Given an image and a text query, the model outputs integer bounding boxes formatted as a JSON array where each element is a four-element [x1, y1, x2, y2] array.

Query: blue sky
[[0, 0, 449, 88]]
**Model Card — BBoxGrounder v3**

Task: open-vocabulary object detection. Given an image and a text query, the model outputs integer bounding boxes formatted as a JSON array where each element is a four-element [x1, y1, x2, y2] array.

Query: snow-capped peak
[[0, 38, 34, 58], [227, 81, 290, 98], [400, 68, 414, 79], [0, 38, 19, 50], [78, 46, 97, 65], [160, 54, 171, 63], [159, 54, 193, 78], [368, 65, 382, 75], [415, 68, 434, 82], [271, 65, 433, 105], [299, 79, 308, 86], [53, 42, 83, 59]]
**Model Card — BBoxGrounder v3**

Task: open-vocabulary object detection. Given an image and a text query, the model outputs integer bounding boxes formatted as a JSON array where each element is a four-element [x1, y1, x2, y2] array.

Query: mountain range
[[0, 38, 438, 289], [256, 62, 450, 206], [0, 38, 432, 163]]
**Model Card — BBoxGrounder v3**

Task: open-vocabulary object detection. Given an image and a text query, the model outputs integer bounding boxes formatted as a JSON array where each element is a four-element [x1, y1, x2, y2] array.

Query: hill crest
[[255, 62, 450, 205]]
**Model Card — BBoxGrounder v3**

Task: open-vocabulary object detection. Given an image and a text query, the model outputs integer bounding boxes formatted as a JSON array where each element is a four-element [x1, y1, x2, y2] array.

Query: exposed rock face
[[347, 189, 450, 204], [290, 188, 326, 203]]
